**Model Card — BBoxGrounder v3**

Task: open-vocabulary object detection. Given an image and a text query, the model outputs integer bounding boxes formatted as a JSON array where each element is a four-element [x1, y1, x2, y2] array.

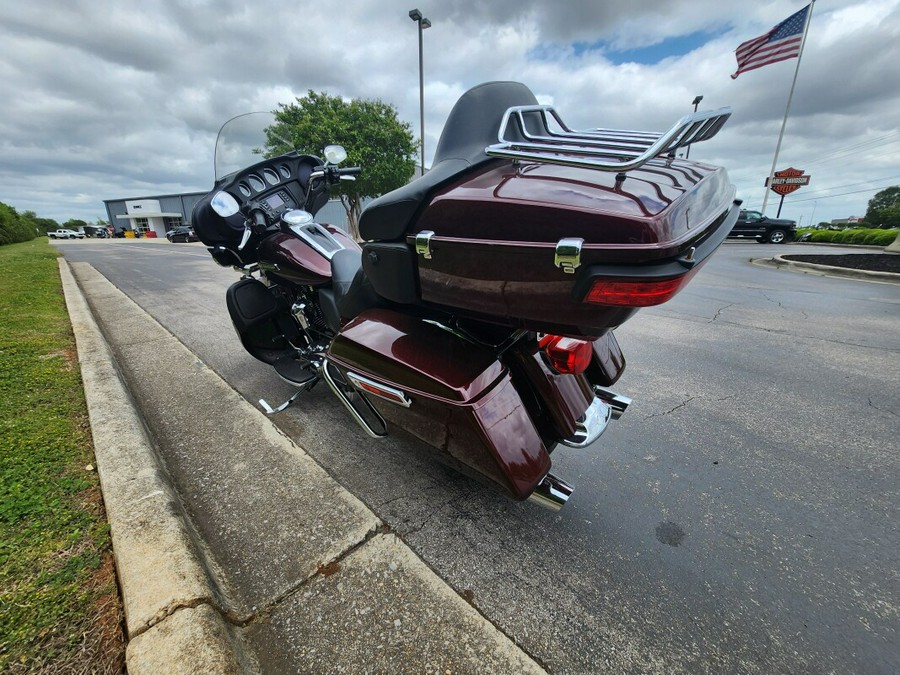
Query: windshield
[[214, 112, 294, 181]]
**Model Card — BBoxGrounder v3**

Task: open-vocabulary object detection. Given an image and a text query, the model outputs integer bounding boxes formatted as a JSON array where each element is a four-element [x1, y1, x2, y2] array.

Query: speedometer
[[247, 174, 265, 192]]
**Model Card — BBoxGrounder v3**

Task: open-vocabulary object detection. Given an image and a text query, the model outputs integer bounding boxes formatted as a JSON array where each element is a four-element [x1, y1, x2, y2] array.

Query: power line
[[790, 173, 900, 197], [802, 131, 900, 167], [787, 184, 895, 204]]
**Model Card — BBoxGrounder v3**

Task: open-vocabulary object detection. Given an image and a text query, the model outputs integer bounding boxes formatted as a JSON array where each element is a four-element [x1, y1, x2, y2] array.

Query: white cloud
[[0, 0, 897, 225]]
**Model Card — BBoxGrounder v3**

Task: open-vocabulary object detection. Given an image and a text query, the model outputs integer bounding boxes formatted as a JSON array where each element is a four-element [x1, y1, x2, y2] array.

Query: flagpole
[[761, 0, 816, 215]]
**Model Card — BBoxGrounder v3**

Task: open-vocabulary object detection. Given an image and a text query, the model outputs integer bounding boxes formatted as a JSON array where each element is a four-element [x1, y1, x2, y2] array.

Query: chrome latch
[[415, 230, 435, 259], [555, 238, 584, 274]]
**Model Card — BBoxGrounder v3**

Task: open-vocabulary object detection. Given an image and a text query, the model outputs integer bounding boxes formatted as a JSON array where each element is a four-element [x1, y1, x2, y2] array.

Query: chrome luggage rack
[[485, 105, 731, 173]]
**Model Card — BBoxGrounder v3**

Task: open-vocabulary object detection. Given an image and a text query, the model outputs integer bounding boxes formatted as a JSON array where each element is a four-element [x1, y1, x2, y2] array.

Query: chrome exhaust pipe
[[528, 473, 574, 511]]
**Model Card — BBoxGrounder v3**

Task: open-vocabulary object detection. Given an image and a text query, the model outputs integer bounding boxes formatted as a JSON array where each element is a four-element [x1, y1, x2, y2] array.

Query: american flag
[[731, 5, 810, 79]]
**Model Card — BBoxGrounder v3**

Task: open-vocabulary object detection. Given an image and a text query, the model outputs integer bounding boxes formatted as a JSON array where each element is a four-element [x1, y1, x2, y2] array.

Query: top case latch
[[554, 238, 584, 274], [415, 230, 435, 260]]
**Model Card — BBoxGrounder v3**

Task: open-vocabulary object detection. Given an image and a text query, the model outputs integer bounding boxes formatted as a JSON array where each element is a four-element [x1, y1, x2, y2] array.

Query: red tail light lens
[[583, 272, 696, 307], [539, 335, 593, 375]]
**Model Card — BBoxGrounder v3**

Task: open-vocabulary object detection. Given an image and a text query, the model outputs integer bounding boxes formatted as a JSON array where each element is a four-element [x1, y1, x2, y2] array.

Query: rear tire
[[768, 229, 788, 244]]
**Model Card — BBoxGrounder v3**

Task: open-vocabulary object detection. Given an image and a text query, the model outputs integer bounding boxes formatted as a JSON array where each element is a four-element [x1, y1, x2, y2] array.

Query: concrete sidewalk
[[59, 258, 545, 673]]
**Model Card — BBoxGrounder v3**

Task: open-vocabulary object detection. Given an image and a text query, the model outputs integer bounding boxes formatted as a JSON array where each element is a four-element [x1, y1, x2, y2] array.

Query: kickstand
[[259, 379, 316, 415]]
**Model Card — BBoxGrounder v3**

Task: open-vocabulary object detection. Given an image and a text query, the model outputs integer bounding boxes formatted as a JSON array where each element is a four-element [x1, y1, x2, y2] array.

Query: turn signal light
[[583, 272, 696, 307], [539, 335, 593, 375]]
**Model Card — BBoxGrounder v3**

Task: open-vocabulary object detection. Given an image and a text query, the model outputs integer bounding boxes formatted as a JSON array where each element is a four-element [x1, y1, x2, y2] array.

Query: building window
[[164, 216, 183, 230], [133, 218, 149, 234]]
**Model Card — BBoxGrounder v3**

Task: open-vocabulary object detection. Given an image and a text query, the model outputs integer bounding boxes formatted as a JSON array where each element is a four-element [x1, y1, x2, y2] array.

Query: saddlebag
[[326, 308, 552, 500]]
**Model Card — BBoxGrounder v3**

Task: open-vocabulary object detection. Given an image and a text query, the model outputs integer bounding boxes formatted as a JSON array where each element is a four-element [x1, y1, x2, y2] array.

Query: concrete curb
[[59, 258, 547, 673], [58, 259, 245, 673], [751, 255, 900, 283]]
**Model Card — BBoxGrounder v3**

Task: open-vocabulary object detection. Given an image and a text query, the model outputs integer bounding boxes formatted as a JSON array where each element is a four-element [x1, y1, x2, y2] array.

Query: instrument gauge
[[238, 183, 251, 197], [279, 164, 291, 179], [247, 174, 265, 192], [263, 168, 279, 185]]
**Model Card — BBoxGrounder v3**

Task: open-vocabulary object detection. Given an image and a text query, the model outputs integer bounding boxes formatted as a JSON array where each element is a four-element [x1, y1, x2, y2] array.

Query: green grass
[[0, 240, 123, 672]]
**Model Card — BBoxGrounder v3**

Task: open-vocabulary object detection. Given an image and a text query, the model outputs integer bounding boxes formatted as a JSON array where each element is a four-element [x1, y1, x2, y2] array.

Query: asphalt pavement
[[59, 255, 545, 673], [55, 238, 900, 673]]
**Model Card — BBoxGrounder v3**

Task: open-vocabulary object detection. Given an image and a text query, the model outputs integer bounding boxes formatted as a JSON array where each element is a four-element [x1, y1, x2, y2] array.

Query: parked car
[[48, 228, 85, 239], [728, 210, 796, 244], [166, 226, 199, 243], [83, 225, 109, 238]]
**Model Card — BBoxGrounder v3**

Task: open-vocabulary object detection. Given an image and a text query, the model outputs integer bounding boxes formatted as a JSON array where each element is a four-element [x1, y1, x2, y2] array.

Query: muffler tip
[[528, 473, 574, 511]]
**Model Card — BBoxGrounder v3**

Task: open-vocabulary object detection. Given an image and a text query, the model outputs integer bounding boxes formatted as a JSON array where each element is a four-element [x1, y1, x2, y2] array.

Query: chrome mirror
[[323, 145, 347, 166]]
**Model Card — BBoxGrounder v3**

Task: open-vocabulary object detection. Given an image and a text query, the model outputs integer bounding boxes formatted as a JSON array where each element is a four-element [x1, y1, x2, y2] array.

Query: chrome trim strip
[[346, 371, 412, 408], [287, 222, 345, 261]]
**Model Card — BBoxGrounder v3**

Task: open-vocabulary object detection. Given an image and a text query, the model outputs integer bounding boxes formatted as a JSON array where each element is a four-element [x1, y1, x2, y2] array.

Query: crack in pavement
[[708, 303, 735, 323], [646, 396, 698, 419], [868, 397, 899, 419], [223, 523, 388, 628]]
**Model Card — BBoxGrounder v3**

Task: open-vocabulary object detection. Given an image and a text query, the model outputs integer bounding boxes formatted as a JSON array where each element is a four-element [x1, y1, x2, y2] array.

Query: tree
[[865, 186, 900, 229], [24, 212, 60, 234], [267, 91, 417, 239], [0, 202, 37, 245]]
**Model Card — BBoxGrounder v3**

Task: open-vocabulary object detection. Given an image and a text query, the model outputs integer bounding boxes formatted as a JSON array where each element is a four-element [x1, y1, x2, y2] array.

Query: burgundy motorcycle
[[193, 81, 737, 510]]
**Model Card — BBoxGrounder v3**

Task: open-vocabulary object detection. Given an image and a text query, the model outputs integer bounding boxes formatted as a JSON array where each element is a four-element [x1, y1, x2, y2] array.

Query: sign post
[[765, 167, 811, 217]]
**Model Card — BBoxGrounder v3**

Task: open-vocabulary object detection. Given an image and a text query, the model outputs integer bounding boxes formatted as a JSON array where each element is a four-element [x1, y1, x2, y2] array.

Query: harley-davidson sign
[[765, 167, 811, 196]]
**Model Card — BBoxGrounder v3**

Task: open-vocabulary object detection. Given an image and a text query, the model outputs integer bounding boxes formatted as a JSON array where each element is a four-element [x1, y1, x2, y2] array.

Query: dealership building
[[103, 191, 353, 237]]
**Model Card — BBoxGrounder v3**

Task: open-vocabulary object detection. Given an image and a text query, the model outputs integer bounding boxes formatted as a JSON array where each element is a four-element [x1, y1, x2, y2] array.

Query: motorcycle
[[193, 81, 738, 510]]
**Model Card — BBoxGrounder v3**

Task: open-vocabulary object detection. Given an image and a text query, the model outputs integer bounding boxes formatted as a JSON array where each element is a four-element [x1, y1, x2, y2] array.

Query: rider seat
[[318, 248, 382, 333]]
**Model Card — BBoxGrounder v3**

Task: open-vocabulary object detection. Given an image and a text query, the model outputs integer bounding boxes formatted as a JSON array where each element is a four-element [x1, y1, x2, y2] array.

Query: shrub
[[809, 230, 836, 242], [869, 229, 899, 246], [803, 228, 897, 246], [0, 202, 37, 246]]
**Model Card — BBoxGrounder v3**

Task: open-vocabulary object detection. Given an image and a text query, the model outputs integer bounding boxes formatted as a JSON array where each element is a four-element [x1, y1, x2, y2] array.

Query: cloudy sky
[[2, 0, 899, 226]]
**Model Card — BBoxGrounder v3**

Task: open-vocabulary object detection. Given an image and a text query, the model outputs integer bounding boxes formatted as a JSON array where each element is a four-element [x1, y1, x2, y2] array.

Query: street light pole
[[685, 95, 703, 159], [409, 9, 431, 174]]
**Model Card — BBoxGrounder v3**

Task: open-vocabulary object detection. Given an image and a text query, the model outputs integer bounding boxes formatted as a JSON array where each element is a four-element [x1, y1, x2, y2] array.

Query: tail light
[[539, 334, 593, 375], [582, 269, 699, 307]]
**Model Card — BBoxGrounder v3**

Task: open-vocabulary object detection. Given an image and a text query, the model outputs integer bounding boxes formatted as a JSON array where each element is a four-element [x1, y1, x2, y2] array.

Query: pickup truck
[[728, 210, 796, 244], [48, 228, 85, 239]]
